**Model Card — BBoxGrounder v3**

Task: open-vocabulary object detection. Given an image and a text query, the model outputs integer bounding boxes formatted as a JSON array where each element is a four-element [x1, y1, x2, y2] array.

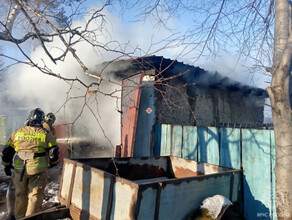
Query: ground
[[0, 155, 63, 219]]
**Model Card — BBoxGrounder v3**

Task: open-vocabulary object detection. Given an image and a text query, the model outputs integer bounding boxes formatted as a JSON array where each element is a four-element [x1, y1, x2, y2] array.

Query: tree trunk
[[267, 0, 292, 218], [269, 76, 292, 219]]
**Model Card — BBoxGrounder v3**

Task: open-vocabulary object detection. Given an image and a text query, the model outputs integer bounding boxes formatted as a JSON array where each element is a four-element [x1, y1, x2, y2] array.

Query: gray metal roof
[[94, 56, 267, 97]]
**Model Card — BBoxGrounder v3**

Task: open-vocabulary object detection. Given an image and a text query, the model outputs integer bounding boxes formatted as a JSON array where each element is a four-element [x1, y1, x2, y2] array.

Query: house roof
[[94, 56, 267, 97]]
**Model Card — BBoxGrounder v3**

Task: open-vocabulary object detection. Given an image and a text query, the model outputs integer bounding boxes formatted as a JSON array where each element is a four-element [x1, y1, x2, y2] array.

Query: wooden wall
[[152, 124, 277, 220]]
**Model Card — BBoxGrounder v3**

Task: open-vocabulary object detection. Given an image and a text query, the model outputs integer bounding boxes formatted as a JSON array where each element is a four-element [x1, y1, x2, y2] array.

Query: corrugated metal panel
[[198, 127, 219, 165], [220, 128, 241, 169], [182, 126, 198, 160], [242, 129, 272, 220], [121, 73, 143, 157]]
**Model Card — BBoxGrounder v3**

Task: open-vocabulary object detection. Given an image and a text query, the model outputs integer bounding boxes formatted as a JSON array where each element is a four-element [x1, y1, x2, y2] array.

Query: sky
[[0, 1, 273, 148]]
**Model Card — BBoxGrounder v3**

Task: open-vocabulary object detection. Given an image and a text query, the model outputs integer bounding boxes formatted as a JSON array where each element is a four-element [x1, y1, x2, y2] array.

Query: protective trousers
[[13, 171, 47, 219]]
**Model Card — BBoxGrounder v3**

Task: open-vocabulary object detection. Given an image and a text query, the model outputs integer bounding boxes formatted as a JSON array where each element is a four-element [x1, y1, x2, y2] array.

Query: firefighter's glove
[[48, 146, 59, 165], [49, 162, 57, 168], [4, 165, 14, 176]]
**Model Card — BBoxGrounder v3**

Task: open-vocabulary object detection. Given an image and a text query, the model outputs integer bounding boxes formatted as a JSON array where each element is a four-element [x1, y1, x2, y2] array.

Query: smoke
[[1, 5, 124, 148], [0, 2, 273, 151], [0, 2, 185, 150]]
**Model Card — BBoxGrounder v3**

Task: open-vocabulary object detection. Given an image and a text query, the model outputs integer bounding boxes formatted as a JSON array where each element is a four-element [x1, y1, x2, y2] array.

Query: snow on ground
[[200, 194, 233, 219]]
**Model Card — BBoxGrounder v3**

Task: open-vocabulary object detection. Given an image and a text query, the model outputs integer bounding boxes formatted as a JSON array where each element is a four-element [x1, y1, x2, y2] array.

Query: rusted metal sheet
[[59, 156, 241, 220], [59, 159, 76, 207], [70, 164, 113, 219], [121, 73, 144, 157], [169, 156, 232, 178], [110, 179, 139, 219]]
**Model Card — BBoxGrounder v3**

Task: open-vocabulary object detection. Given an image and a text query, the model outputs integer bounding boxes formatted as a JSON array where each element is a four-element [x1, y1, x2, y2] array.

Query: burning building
[[95, 56, 268, 157], [0, 56, 267, 159]]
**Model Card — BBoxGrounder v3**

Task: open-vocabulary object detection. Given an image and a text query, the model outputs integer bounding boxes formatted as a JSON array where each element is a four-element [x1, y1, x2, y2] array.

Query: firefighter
[[1, 108, 59, 219], [42, 112, 56, 137]]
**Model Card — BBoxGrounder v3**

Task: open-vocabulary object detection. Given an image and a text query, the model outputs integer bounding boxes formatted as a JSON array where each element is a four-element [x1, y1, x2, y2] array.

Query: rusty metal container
[[59, 156, 242, 220]]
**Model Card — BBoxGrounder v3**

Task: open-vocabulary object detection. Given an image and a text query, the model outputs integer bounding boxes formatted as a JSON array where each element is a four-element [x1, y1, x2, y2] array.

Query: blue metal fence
[[153, 124, 277, 220]]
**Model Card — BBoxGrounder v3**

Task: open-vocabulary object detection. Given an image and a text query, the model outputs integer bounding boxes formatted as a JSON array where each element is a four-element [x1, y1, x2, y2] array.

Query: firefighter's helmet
[[27, 108, 45, 126], [45, 112, 56, 125]]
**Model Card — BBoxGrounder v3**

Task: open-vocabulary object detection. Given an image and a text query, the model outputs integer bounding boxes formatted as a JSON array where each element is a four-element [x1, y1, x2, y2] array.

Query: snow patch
[[0, 182, 8, 191], [200, 194, 232, 219], [0, 211, 6, 219]]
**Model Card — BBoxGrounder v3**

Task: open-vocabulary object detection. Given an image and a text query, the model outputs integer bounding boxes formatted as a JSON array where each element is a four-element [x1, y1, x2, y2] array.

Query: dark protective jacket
[[2, 125, 59, 175]]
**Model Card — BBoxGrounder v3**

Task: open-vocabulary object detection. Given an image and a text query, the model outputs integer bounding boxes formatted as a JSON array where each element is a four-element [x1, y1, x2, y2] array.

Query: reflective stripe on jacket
[[7, 125, 57, 175]]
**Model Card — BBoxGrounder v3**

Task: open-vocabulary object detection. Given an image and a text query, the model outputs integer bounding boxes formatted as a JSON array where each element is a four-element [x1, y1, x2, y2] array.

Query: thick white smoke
[[2, 5, 125, 148], [1, 3, 182, 150], [1, 2, 272, 151]]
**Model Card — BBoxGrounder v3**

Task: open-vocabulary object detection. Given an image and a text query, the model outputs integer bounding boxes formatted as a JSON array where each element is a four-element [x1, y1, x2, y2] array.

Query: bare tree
[[1, 0, 292, 218], [0, 0, 132, 144], [0, 0, 183, 157], [121, 0, 292, 218]]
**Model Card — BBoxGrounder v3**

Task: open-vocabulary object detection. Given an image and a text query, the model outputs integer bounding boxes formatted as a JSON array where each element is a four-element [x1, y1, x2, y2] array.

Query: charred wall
[[154, 77, 265, 127]]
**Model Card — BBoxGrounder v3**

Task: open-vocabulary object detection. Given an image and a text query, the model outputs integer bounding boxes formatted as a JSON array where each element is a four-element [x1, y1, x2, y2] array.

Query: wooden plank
[[242, 129, 272, 220], [198, 127, 219, 165], [154, 124, 171, 156], [220, 128, 241, 169], [271, 130, 277, 220], [160, 124, 172, 156], [182, 126, 198, 160], [171, 125, 182, 157]]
